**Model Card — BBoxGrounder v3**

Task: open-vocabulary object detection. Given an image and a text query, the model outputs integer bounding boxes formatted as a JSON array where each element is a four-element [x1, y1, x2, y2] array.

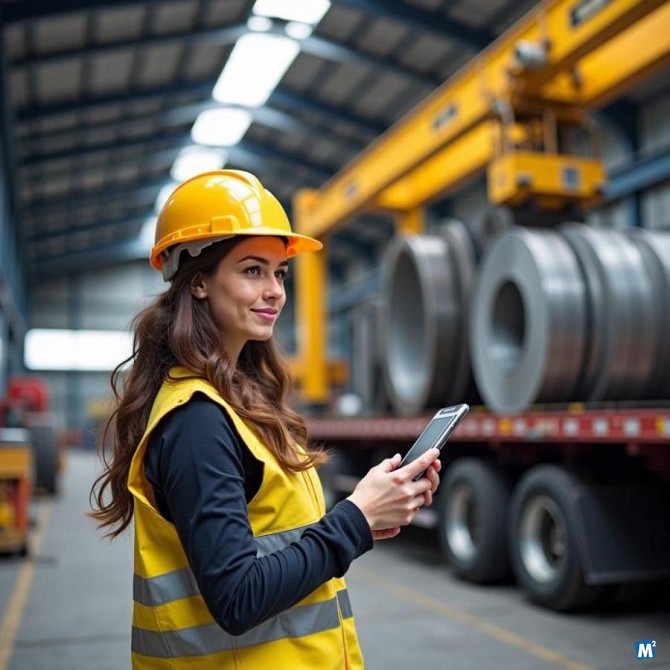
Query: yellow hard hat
[[150, 170, 322, 280]]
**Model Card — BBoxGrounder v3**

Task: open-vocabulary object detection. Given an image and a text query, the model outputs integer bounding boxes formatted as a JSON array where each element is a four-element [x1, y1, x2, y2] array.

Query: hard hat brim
[[150, 229, 323, 272]]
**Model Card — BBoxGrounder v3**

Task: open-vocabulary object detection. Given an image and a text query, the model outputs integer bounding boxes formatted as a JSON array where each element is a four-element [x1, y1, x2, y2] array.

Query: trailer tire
[[508, 465, 605, 611], [438, 459, 511, 583]]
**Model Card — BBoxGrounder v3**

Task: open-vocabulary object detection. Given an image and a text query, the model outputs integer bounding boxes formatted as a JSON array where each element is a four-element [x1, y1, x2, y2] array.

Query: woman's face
[[191, 236, 289, 360]]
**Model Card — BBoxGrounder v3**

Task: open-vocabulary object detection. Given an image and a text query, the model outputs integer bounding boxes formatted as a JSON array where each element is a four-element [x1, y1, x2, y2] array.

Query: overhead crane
[[290, 0, 670, 613], [293, 0, 670, 403]]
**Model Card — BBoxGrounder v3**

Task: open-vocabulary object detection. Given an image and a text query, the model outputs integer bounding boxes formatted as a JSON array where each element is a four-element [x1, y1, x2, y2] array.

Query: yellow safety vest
[[127, 369, 364, 669]]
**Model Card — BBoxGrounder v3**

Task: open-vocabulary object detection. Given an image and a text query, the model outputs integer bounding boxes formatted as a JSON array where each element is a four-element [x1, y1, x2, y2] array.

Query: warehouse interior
[[1, 1, 670, 669]]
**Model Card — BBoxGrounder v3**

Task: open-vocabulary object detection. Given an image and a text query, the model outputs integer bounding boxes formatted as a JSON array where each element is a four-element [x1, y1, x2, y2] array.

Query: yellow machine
[[0, 435, 32, 556], [292, 0, 670, 402]]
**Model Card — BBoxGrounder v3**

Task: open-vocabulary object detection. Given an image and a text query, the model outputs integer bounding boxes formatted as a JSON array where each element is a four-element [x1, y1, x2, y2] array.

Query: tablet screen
[[400, 404, 469, 470]]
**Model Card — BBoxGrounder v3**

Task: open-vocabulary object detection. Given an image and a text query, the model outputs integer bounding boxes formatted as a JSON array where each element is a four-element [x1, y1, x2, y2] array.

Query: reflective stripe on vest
[[134, 560, 354, 616], [134, 522, 317, 606], [337, 588, 353, 619], [132, 520, 356, 657], [128, 373, 364, 668], [132, 595, 341, 658]]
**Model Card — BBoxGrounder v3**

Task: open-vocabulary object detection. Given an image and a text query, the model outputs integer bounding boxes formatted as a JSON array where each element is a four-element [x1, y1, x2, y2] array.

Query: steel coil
[[629, 229, 670, 399], [477, 206, 516, 252], [561, 224, 656, 401], [350, 298, 389, 413], [439, 218, 478, 404], [469, 227, 587, 412], [381, 234, 460, 415]]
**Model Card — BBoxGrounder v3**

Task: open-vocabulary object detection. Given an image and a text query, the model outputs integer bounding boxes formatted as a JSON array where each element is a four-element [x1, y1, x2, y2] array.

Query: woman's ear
[[190, 273, 208, 299]]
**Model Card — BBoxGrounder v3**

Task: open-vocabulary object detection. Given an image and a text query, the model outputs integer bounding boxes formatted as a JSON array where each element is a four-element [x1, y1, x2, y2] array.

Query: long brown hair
[[89, 237, 326, 538]]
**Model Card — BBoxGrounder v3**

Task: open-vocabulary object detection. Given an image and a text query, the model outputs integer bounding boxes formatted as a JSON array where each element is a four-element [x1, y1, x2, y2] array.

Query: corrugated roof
[[2, 0, 543, 282]]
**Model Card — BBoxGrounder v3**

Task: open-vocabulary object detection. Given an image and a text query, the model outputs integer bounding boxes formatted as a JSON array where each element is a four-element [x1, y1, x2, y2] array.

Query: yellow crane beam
[[293, 0, 670, 403], [294, 0, 665, 240], [540, 1, 670, 107]]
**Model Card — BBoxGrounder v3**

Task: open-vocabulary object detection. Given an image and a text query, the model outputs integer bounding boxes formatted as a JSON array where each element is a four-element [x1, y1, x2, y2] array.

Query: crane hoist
[[292, 0, 670, 403]]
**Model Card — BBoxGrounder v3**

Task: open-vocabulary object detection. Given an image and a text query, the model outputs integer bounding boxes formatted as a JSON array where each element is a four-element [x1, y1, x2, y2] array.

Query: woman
[[89, 170, 441, 669]]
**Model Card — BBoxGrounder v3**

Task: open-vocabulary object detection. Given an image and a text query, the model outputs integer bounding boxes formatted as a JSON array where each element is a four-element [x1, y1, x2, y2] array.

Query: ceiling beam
[[17, 81, 384, 139], [11, 23, 247, 66], [17, 79, 212, 120], [21, 146, 178, 178], [29, 237, 151, 283], [28, 212, 147, 243], [17, 100, 366, 158], [26, 179, 165, 216], [605, 143, 670, 202], [299, 31, 440, 87], [10, 21, 440, 88], [3, 0, 186, 23], [19, 128, 337, 179], [270, 89, 385, 138], [332, 0, 493, 49]]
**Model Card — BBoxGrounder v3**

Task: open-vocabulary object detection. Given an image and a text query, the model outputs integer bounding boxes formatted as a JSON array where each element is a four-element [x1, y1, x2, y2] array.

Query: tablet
[[400, 404, 469, 480]]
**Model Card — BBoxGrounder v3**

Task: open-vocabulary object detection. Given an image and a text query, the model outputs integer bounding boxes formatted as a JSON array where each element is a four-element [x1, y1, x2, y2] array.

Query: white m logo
[[637, 641, 655, 659]]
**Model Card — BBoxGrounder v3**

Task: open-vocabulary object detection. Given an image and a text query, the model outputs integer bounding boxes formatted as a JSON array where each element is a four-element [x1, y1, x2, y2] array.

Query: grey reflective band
[[133, 568, 200, 607], [132, 521, 356, 659], [134, 523, 317, 607], [132, 596, 341, 658], [255, 523, 315, 556], [337, 589, 353, 619]]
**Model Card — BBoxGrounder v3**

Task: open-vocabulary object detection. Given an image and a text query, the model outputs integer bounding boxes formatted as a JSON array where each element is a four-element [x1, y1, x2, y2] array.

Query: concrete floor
[[0, 449, 668, 670]]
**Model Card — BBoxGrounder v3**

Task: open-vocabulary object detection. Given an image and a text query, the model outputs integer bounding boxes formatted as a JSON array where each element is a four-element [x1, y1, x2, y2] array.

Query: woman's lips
[[251, 308, 278, 321]]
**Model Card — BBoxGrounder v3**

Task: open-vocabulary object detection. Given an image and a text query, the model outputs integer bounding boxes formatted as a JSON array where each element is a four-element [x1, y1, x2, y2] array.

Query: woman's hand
[[422, 458, 442, 507], [347, 448, 442, 539]]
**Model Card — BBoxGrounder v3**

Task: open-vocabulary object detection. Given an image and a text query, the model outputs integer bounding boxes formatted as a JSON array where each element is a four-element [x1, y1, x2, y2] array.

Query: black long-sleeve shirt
[[144, 394, 373, 635]]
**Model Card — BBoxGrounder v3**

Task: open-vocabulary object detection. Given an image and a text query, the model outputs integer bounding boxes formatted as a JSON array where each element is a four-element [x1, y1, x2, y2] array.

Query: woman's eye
[[244, 266, 261, 276], [275, 270, 289, 281]]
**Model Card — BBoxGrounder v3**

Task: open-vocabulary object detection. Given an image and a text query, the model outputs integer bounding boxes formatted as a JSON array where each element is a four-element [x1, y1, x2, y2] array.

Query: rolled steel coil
[[350, 298, 389, 413], [381, 234, 462, 415], [469, 227, 587, 413], [477, 206, 516, 253], [561, 224, 657, 401], [629, 229, 670, 399], [439, 218, 479, 404]]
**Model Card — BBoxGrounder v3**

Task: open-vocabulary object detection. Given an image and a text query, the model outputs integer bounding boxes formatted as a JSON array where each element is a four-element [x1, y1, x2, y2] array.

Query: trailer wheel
[[508, 465, 604, 611], [438, 459, 511, 583]]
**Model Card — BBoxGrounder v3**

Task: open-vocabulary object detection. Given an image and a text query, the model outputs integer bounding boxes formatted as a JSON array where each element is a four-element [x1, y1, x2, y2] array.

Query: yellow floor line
[[0, 500, 54, 670], [354, 565, 597, 670]]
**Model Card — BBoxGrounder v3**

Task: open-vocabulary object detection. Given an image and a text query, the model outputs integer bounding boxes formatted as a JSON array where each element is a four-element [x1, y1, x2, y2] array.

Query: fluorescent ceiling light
[[247, 15, 273, 32], [155, 183, 178, 212], [192, 108, 252, 146], [25, 329, 133, 372], [171, 146, 227, 182], [212, 33, 300, 107], [285, 22, 312, 39], [252, 0, 331, 25]]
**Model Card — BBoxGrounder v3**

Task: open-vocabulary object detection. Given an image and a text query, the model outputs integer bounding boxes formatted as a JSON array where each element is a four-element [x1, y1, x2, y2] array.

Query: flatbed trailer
[[307, 406, 670, 611]]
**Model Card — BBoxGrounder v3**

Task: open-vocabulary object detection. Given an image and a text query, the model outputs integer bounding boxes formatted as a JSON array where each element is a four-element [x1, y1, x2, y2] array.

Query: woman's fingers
[[398, 447, 440, 480], [372, 527, 401, 541], [377, 453, 402, 473], [424, 462, 441, 494]]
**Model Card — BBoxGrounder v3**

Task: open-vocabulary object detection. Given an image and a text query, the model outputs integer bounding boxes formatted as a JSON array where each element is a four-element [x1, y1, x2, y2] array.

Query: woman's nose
[[264, 276, 284, 298]]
